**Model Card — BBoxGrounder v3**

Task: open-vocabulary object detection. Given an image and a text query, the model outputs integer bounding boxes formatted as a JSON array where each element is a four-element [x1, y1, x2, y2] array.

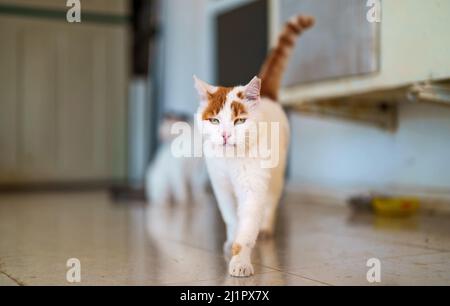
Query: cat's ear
[[244, 76, 261, 103], [194, 75, 216, 102]]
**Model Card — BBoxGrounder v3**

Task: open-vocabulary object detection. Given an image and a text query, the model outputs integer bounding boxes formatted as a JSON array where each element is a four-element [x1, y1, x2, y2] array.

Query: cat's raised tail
[[258, 15, 315, 101]]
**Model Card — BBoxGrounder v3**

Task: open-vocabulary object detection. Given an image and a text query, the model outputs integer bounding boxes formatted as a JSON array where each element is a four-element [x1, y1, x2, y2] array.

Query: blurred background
[[1, 0, 450, 198], [1, 0, 450, 286]]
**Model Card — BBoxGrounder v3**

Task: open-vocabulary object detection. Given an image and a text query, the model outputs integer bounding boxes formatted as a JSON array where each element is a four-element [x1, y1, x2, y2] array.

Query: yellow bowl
[[372, 197, 420, 217]]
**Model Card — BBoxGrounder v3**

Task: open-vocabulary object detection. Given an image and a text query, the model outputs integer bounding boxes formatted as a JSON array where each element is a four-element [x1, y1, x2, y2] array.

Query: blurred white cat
[[145, 113, 208, 205]]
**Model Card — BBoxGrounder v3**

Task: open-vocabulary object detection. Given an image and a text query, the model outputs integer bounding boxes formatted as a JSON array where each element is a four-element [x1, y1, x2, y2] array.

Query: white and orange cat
[[194, 15, 314, 277]]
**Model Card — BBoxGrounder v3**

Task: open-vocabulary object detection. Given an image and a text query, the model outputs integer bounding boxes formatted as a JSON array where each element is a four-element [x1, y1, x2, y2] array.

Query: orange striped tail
[[258, 15, 315, 101]]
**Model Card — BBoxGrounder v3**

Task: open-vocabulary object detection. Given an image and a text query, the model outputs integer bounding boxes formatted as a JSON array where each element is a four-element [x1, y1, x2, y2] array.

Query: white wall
[[160, 0, 211, 115], [160, 0, 254, 115], [289, 102, 450, 190]]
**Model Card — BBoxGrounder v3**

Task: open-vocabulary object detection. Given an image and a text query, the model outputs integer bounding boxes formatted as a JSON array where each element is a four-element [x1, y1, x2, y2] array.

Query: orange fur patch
[[231, 243, 242, 256], [279, 33, 295, 47], [231, 101, 248, 120], [287, 22, 301, 35], [202, 87, 232, 120], [237, 91, 244, 99]]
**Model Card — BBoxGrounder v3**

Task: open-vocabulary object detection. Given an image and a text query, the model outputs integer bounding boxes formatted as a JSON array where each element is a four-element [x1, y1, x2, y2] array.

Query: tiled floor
[[0, 189, 449, 286]]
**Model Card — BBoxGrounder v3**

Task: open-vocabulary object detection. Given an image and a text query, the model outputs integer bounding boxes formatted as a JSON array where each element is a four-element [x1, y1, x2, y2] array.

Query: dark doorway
[[216, 0, 268, 86]]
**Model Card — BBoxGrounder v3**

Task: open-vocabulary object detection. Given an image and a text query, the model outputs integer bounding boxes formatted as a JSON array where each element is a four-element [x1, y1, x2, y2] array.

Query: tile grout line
[[256, 264, 333, 286], [284, 272, 334, 286], [0, 270, 25, 286]]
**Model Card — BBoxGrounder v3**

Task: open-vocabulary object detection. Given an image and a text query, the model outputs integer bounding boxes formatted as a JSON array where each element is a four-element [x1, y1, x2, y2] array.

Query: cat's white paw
[[229, 256, 254, 277]]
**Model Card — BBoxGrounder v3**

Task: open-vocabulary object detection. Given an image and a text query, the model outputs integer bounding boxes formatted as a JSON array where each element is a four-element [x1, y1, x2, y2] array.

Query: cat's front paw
[[229, 256, 254, 277]]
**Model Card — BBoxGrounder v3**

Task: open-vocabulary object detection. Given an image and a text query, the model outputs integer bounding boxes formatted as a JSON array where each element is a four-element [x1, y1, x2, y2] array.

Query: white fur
[[146, 122, 208, 206], [195, 82, 289, 277]]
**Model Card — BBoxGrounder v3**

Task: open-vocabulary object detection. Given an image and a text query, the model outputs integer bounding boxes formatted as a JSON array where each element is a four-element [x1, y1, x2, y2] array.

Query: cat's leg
[[259, 194, 280, 239], [167, 156, 190, 204], [216, 187, 238, 257], [146, 166, 170, 206], [190, 158, 209, 194], [171, 174, 189, 205], [260, 170, 285, 238], [229, 192, 265, 277], [207, 164, 238, 256]]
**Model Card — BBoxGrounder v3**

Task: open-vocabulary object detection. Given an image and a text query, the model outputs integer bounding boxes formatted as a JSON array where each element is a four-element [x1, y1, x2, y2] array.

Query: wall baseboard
[[285, 181, 450, 215]]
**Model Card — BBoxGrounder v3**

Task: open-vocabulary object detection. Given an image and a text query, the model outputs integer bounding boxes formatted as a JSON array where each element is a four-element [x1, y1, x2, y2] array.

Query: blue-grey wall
[[289, 102, 450, 190]]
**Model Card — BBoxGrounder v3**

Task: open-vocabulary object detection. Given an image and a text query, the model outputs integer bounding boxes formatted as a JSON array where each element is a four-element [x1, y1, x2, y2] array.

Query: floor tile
[[0, 190, 449, 285], [289, 252, 450, 286]]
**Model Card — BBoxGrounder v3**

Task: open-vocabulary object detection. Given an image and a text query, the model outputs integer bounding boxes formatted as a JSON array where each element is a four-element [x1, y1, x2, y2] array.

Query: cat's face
[[194, 76, 261, 147]]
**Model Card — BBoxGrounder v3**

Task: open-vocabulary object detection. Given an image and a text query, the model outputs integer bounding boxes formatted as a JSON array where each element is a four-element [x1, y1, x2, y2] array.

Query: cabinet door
[[276, 0, 379, 86], [0, 16, 128, 184]]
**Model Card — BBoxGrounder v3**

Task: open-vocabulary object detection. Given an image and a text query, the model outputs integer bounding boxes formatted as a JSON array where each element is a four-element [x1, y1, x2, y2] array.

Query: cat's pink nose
[[222, 132, 230, 144]]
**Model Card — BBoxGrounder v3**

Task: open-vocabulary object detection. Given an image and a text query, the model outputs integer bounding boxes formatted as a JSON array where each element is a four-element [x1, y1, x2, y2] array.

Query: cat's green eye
[[209, 118, 220, 125], [234, 118, 247, 125]]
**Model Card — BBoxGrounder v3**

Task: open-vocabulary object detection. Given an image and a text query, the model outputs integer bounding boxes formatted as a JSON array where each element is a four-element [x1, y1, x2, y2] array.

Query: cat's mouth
[[221, 142, 236, 147]]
